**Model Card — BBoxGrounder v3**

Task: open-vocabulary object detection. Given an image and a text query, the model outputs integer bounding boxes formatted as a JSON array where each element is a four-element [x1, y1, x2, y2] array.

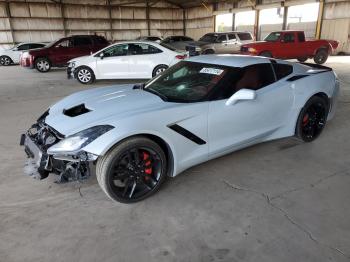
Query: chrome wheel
[[36, 60, 50, 72], [77, 69, 92, 83], [0, 56, 11, 66], [153, 65, 168, 77]]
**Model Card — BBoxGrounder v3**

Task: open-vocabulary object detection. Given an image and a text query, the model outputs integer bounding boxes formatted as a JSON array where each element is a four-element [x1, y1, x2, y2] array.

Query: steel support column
[[316, 0, 325, 39], [5, 0, 15, 44]]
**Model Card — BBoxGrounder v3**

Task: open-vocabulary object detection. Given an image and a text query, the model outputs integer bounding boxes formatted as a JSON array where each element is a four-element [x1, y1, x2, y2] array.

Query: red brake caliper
[[302, 114, 309, 126], [142, 152, 152, 180]]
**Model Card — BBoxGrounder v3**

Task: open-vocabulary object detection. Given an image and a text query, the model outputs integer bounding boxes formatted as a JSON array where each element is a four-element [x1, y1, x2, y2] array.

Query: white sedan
[[0, 42, 46, 66], [67, 41, 186, 84]]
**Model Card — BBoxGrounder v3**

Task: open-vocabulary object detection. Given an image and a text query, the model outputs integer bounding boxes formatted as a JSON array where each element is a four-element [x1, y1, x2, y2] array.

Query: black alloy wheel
[[97, 137, 167, 203], [296, 96, 328, 142]]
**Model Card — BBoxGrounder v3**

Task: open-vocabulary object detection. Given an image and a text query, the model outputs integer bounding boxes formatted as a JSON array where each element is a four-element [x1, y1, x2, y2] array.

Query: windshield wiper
[[143, 87, 168, 101]]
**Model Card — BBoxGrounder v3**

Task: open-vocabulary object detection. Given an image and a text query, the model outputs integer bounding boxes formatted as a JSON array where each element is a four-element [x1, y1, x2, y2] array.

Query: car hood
[[45, 84, 172, 136]]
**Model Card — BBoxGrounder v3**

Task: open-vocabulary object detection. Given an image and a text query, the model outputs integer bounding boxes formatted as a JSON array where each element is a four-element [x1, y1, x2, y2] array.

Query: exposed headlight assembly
[[48, 125, 114, 154], [69, 61, 76, 68]]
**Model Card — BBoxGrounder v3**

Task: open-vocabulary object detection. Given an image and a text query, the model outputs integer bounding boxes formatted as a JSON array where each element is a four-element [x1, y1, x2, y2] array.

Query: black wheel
[[296, 96, 328, 142], [0, 56, 13, 66], [203, 49, 215, 54], [259, 51, 272, 58], [96, 137, 167, 203], [297, 57, 308, 63], [76, 66, 95, 84], [314, 49, 328, 64], [35, 57, 51, 72], [152, 65, 168, 77]]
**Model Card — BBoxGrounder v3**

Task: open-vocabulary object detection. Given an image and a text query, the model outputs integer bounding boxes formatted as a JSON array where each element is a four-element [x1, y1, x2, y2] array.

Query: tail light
[[175, 54, 187, 60]]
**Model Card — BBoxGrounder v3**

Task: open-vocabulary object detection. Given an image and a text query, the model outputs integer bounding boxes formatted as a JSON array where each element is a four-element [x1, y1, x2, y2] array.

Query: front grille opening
[[63, 104, 91, 117]]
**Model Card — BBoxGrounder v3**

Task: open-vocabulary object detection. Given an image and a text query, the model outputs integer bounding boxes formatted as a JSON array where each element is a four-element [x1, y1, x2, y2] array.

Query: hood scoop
[[63, 104, 91, 117]]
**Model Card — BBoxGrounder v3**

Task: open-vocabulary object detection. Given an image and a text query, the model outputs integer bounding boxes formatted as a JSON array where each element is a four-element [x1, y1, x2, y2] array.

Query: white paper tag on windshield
[[200, 68, 224, 75]]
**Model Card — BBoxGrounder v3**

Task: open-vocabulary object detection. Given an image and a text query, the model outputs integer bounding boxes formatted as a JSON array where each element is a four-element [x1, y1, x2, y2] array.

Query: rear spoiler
[[300, 62, 332, 73]]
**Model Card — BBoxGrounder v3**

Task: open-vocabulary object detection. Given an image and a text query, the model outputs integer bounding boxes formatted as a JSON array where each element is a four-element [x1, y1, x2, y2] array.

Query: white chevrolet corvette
[[21, 55, 339, 203], [67, 41, 186, 84]]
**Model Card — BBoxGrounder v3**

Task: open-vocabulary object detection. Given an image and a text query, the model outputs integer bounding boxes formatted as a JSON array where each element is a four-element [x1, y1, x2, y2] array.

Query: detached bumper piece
[[67, 66, 75, 79], [20, 121, 94, 183]]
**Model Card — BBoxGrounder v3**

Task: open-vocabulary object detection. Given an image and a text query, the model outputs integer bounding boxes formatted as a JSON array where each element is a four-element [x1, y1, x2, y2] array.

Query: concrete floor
[[0, 57, 349, 262]]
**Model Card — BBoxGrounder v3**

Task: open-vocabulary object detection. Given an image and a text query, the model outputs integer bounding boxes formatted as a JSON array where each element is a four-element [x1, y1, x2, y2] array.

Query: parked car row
[[1, 30, 338, 86]]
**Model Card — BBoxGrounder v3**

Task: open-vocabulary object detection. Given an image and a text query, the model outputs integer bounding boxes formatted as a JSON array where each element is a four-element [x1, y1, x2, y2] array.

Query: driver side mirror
[[225, 89, 256, 106], [99, 52, 105, 59]]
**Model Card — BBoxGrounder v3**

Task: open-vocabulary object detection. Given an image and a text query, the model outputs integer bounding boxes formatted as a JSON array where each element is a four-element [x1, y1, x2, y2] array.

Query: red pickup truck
[[240, 31, 338, 64], [20, 35, 109, 72]]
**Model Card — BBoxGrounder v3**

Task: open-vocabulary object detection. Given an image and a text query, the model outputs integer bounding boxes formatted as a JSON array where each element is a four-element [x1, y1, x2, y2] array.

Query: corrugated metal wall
[[0, 0, 185, 49], [185, 5, 214, 40], [321, 0, 350, 53]]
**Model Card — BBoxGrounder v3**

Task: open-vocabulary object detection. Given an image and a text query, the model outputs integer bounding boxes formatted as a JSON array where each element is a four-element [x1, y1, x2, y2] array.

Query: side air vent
[[63, 104, 91, 117], [286, 75, 308, 82]]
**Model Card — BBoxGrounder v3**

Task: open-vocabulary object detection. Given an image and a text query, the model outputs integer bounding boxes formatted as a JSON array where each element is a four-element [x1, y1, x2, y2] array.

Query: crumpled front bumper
[[67, 66, 76, 79], [20, 122, 96, 183], [20, 133, 50, 179]]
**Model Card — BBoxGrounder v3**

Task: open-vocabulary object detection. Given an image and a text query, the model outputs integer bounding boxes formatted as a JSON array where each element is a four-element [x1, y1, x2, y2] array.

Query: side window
[[283, 33, 295, 43], [218, 63, 276, 99], [237, 33, 253, 41], [228, 34, 236, 41], [55, 39, 73, 48], [217, 35, 227, 43], [17, 44, 30, 51], [103, 44, 128, 57], [94, 36, 108, 45], [29, 44, 44, 49], [74, 37, 92, 47], [126, 43, 162, 55], [272, 63, 293, 80], [297, 32, 305, 42]]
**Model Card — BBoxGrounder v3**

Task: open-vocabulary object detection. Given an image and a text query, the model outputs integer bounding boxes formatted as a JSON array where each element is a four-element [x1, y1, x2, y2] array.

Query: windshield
[[199, 34, 218, 43], [264, 32, 281, 42], [144, 61, 230, 102]]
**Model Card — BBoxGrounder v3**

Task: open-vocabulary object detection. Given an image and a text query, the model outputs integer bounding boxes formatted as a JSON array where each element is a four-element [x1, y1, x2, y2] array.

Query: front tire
[[259, 51, 272, 58], [35, 57, 51, 72], [296, 96, 328, 142], [96, 137, 167, 203], [0, 56, 13, 66], [152, 65, 168, 77], [314, 49, 328, 64], [76, 66, 95, 84]]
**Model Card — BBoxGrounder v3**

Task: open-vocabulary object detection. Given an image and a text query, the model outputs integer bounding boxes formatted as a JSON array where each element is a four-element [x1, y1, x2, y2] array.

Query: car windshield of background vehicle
[[199, 34, 218, 42], [144, 61, 229, 103], [264, 32, 281, 42]]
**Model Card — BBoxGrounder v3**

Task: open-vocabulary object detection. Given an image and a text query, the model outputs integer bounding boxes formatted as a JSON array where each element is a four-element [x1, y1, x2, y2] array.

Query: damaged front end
[[20, 111, 113, 183]]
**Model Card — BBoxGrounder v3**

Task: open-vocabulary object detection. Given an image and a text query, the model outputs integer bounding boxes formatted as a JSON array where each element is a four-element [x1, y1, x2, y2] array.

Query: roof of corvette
[[187, 54, 271, 68]]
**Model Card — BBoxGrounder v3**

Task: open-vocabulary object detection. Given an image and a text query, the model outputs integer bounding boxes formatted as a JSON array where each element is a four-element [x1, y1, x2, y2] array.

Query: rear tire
[[314, 49, 328, 64], [152, 65, 168, 77], [96, 137, 167, 203], [296, 96, 328, 142], [76, 66, 95, 84], [0, 56, 12, 66], [297, 57, 308, 63], [35, 57, 51, 72], [259, 51, 272, 58], [203, 49, 215, 54]]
